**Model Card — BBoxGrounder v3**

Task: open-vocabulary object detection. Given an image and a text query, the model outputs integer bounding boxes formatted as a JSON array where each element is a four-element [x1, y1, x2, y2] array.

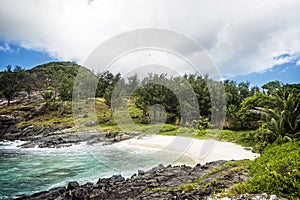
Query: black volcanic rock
[[0, 115, 20, 135], [67, 181, 80, 190], [15, 160, 255, 200]]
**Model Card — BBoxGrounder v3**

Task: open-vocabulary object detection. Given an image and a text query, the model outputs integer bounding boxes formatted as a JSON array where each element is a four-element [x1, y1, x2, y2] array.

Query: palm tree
[[254, 86, 300, 143]]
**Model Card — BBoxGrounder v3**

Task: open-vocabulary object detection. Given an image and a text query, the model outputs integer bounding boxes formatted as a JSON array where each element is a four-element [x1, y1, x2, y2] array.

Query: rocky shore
[[0, 115, 141, 148], [14, 160, 240, 199], [14, 160, 284, 200], [0, 114, 141, 148]]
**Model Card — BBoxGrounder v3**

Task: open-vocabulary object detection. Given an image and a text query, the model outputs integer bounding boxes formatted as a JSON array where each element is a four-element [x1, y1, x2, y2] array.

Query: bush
[[161, 124, 179, 132], [180, 183, 196, 192], [234, 141, 300, 199]]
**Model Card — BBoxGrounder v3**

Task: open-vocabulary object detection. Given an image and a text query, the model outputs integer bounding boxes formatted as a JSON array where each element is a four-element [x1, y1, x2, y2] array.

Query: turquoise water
[[0, 140, 192, 199]]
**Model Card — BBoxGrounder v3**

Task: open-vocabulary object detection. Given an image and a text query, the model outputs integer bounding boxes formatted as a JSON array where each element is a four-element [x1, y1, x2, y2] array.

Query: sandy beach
[[124, 135, 259, 165]]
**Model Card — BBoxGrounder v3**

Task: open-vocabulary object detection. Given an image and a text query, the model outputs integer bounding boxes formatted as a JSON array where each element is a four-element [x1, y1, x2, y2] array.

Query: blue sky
[[0, 43, 58, 70], [0, 0, 300, 87], [1, 43, 299, 87], [233, 62, 300, 87]]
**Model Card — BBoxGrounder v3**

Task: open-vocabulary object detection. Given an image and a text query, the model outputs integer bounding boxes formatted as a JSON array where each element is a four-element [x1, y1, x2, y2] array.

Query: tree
[[238, 81, 251, 103], [96, 71, 115, 97], [106, 78, 126, 123], [258, 87, 300, 141], [58, 75, 74, 101], [187, 74, 211, 118], [40, 63, 79, 102], [126, 73, 139, 95], [224, 80, 239, 106], [101, 72, 123, 122], [222, 80, 261, 130], [262, 80, 282, 95], [43, 66, 66, 102], [0, 65, 26, 105], [237, 92, 267, 130], [72, 67, 98, 100], [133, 74, 177, 124], [134, 81, 155, 124], [23, 72, 37, 101], [207, 80, 226, 129], [243, 85, 300, 151], [224, 80, 240, 129]]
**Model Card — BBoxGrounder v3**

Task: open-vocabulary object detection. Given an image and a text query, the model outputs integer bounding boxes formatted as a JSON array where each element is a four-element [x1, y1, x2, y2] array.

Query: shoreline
[[1, 132, 259, 166], [14, 160, 249, 200], [123, 135, 259, 165], [2, 134, 261, 199]]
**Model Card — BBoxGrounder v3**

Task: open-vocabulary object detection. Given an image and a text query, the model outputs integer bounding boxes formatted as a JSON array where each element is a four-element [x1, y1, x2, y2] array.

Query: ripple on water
[[0, 140, 191, 199]]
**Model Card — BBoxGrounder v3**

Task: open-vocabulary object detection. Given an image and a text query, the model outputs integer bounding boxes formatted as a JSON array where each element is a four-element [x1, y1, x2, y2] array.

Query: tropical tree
[[0, 65, 26, 105], [262, 80, 282, 95], [237, 92, 267, 130], [244, 85, 300, 151]]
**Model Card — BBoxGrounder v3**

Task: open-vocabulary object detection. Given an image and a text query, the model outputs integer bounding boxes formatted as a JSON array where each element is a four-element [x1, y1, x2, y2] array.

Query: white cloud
[[0, 43, 11, 52], [272, 52, 300, 67], [272, 56, 292, 66], [296, 60, 300, 66], [0, 0, 300, 78]]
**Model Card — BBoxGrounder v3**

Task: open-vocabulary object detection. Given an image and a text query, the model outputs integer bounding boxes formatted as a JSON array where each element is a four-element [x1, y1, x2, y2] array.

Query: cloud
[[0, 43, 11, 52], [296, 60, 300, 66], [0, 0, 300, 78], [272, 54, 293, 66], [271, 52, 300, 67]]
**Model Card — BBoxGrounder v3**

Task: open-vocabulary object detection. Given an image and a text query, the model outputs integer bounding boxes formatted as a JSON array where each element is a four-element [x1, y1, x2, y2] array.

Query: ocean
[[0, 140, 193, 199]]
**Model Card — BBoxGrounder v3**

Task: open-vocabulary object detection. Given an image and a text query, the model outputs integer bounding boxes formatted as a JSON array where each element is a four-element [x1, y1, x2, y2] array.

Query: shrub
[[161, 124, 179, 132], [180, 183, 196, 192], [234, 141, 300, 199]]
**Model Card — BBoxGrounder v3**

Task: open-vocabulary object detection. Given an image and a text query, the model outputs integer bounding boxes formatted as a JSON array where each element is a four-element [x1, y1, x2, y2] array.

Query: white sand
[[124, 135, 259, 165]]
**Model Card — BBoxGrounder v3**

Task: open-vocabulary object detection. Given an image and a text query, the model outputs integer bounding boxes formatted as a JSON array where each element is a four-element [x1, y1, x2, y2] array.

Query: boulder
[[67, 181, 80, 190], [138, 169, 145, 176], [0, 115, 18, 124], [110, 175, 125, 184], [0, 115, 20, 135]]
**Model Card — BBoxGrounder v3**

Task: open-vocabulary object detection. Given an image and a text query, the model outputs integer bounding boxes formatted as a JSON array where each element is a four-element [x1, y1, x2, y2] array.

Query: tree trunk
[[141, 108, 150, 124], [7, 98, 11, 106], [153, 109, 157, 123]]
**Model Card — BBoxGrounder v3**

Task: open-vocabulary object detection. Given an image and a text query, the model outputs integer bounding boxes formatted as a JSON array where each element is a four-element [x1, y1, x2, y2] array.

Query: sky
[[0, 0, 300, 87]]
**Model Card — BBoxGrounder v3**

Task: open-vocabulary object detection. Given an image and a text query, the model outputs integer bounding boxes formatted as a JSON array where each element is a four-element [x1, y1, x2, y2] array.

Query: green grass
[[128, 101, 143, 123], [196, 129, 256, 148]]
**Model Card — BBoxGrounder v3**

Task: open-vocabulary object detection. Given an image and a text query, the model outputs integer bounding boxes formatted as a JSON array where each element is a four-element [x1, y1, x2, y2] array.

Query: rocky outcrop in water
[[0, 113, 141, 148], [0, 120, 141, 149]]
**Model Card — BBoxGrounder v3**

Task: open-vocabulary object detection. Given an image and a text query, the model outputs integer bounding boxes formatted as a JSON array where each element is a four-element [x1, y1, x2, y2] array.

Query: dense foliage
[[32, 62, 80, 102], [0, 65, 29, 105], [233, 141, 300, 199], [239, 85, 300, 151]]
